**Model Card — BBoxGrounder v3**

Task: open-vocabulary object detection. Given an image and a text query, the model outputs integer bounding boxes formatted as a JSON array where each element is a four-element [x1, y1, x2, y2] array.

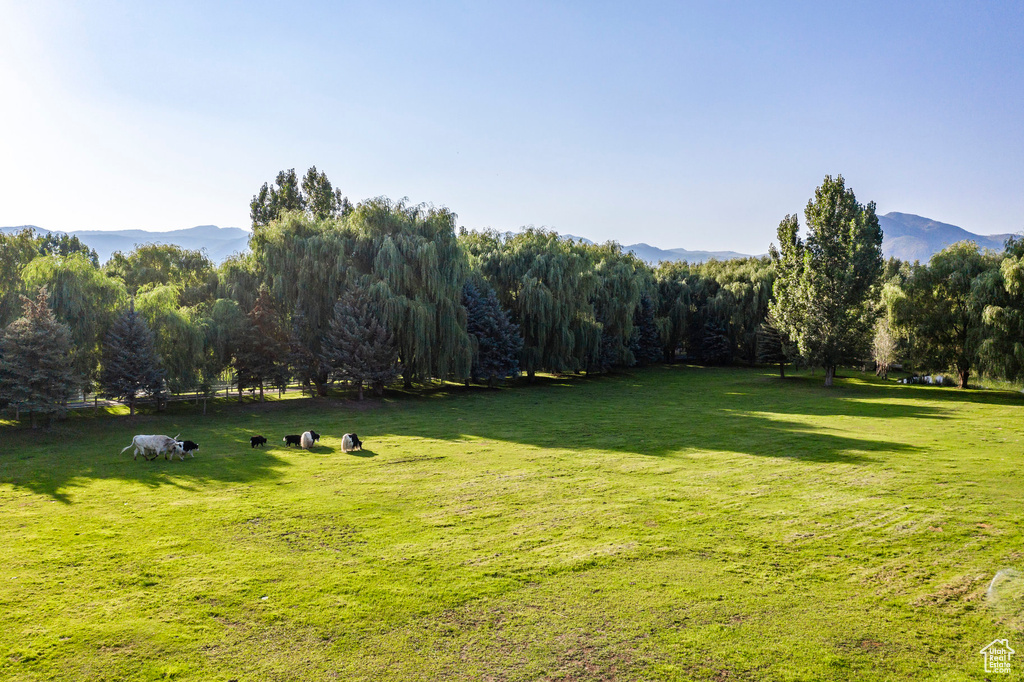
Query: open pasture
[[1, 366, 1022, 680]]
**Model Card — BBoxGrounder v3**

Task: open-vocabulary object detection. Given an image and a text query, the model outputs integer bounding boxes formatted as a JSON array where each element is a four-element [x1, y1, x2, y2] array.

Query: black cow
[[250, 435, 267, 448], [177, 440, 199, 457], [283, 434, 302, 447]]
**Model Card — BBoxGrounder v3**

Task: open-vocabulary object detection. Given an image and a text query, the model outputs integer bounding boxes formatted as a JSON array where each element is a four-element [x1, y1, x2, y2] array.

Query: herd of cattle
[[121, 430, 364, 461]]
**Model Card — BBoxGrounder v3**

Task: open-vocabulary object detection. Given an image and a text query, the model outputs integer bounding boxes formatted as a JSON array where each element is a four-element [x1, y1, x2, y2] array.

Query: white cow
[[121, 434, 184, 461]]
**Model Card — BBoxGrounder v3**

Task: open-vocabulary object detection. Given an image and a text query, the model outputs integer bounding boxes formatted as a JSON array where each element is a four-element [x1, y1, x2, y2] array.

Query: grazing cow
[[283, 434, 302, 447], [250, 435, 268, 448], [300, 430, 320, 449], [341, 433, 363, 452], [121, 434, 184, 461]]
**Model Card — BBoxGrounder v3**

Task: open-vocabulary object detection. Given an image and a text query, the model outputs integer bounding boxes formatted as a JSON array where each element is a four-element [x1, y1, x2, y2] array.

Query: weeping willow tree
[[21, 253, 128, 391], [585, 243, 654, 370], [462, 228, 600, 380], [135, 285, 207, 394], [217, 252, 262, 316], [105, 244, 218, 308], [0, 230, 43, 327], [349, 198, 471, 387], [654, 261, 695, 362], [244, 212, 357, 394], [200, 298, 248, 394]]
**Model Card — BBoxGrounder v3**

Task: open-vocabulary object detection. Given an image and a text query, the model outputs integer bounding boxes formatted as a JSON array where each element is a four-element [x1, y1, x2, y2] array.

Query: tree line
[[1, 170, 1022, 426]]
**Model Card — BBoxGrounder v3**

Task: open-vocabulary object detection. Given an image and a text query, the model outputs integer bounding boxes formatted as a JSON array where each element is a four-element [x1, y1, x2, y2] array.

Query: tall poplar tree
[[0, 287, 75, 428], [769, 175, 883, 386]]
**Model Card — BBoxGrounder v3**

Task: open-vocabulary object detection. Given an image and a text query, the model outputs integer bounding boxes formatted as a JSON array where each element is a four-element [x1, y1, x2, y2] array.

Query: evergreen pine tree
[[700, 321, 733, 365], [756, 314, 793, 378], [233, 286, 289, 401], [321, 287, 399, 399], [99, 300, 164, 417], [629, 295, 663, 367], [0, 287, 76, 428], [463, 281, 522, 387]]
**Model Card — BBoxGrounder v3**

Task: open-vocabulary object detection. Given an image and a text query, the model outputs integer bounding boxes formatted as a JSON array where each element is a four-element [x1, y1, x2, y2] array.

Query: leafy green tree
[[22, 253, 128, 390], [246, 212, 356, 395], [0, 229, 42, 327], [769, 175, 883, 386], [250, 167, 352, 228], [462, 228, 599, 380], [629, 295, 663, 367], [654, 261, 694, 362], [38, 233, 99, 267], [982, 236, 1024, 381], [233, 286, 289, 401], [890, 240, 998, 388], [105, 244, 218, 308], [321, 287, 399, 399], [871, 317, 899, 379], [100, 302, 165, 416], [136, 285, 206, 394], [352, 199, 471, 387], [251, 168, 305, 228], [200, 298, 248, 394], [0, 287, 75, 428], [463, 280, 523, 386], [302, 166, 353, 221], [587, 243, 650, 371]]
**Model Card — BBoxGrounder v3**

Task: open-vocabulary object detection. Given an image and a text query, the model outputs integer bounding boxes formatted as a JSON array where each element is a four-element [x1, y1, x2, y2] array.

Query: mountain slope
[[880, 212, 1014, 262], [0, 225, 250, 264]]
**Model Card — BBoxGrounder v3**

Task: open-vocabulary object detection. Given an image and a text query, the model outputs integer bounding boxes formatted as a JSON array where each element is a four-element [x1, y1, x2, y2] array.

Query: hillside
[[0, 225, 250, 264], [4, 212, 1017, 266], [880, 212, 1014, 262]]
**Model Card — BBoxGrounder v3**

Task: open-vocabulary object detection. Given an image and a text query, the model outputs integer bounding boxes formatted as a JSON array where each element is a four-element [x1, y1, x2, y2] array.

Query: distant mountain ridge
[[561, 234, 755, 264], [879, 212, 1015, 262], [3, 211, 1017, 267], [0, 225, 250, 264]]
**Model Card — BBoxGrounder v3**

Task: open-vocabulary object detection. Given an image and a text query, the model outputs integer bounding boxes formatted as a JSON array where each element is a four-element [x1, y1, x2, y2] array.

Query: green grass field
[[1, 366, 1022, 681]]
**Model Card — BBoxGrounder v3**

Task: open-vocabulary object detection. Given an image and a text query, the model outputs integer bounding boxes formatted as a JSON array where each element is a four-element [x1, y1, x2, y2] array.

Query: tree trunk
[[357, 381, 364, 401], [527, 368, 536, 383], [259, 380, 265, 402], [488, 375, 496, 389], [129, 399, 135, 417], [31, 411, 37, 429], [958, 368, 969, 389], [824, 364, 835, 387], [779, 362, 785, 379], [238, 385, 243, 403], [403, 366, 413, 389]]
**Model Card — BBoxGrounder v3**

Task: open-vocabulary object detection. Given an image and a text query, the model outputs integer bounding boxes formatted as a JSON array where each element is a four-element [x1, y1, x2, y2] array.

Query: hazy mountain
[[0, 225, 250, 264], [5, 212, 1017, 268], [880, 212, 1015, 262], [561, 234, 755, 264]]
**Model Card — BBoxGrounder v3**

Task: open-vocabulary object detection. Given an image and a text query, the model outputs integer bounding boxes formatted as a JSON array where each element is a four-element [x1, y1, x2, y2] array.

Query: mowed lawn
[[1, 367, 1022, 681]]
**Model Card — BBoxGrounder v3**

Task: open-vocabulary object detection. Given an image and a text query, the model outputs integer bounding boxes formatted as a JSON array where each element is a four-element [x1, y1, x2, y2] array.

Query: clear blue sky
[[1, 1, 1022, 253]]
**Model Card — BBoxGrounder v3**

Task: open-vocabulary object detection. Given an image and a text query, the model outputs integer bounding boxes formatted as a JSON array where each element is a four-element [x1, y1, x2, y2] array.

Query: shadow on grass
[[345, 449, 377, 458], [372, 367, 967, 464], [0, 421, 293, 504]]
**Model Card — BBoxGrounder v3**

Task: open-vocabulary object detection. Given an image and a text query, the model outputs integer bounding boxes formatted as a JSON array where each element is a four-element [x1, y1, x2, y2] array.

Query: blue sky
[[1, 1, 1021, 253]]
